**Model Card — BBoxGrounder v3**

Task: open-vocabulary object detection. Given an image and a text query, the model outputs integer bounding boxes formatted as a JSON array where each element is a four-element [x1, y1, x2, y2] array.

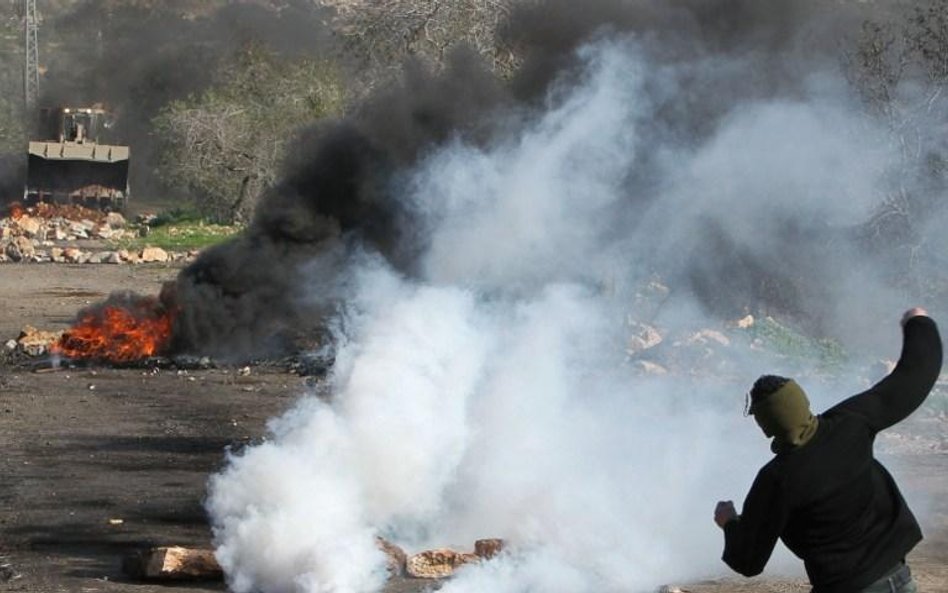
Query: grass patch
[[745, 316, 849, 371], [113, 220, 242, 252]]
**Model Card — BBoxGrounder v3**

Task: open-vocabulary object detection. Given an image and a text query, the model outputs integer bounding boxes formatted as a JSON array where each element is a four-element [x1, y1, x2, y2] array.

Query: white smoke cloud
[[413, 41, 643, 292], [207, 35, 906, 593]]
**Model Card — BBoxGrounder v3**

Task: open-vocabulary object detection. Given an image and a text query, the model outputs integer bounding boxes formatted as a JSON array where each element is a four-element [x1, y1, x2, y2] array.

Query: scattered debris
[[626, 321, 663, 357], [0, 203, 195, 264]]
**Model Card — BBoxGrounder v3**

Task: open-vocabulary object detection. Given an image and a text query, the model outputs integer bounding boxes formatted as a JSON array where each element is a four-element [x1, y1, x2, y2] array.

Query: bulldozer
[[24, 106, 130, 211]]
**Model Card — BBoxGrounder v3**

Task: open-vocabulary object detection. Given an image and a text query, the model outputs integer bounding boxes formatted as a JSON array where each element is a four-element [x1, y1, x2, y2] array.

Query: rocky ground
[[0, 262, 946, 593], [1, 203, 195, 265]]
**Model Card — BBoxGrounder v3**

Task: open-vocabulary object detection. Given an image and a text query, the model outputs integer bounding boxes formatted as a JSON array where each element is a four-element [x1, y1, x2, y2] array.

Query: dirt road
[[0, 263, 945, 593]]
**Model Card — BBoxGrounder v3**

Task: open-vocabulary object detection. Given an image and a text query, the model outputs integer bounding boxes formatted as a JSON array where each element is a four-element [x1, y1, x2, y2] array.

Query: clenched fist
[[715, 500, 738, 528], [901, 307, 929, 327]]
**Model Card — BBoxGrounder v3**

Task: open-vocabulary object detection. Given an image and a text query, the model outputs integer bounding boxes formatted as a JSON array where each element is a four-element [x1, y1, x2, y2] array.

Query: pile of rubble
[[0, 203, 196, 264]]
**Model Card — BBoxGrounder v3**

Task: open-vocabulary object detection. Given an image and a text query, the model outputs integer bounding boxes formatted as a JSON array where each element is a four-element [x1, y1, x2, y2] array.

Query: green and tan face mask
[[750, 379, 819, 452]]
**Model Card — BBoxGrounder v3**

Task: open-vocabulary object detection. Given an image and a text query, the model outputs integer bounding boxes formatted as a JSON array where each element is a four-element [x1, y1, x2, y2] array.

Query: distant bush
[[153, 44, 345, 225], [145, 208, 204, 228], [844, 1, 948, 303], [115, 217, 241, 252], [746, 316, 849, 371]]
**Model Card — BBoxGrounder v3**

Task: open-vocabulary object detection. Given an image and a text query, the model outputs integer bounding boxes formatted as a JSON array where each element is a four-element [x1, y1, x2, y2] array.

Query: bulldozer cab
[[25, 106, 130, 211], [63, 109, 95, 143]]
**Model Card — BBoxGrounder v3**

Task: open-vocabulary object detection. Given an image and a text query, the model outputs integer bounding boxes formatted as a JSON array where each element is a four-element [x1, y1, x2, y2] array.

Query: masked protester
[[715, 308, 942, 593]]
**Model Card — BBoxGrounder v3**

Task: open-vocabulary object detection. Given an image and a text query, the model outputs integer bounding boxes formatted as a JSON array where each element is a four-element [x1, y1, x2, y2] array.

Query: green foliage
[[112, 219, 241, 252], [745, 317, 848, 371], [152, 44, 345, 224], [145, 207, 205, 227]]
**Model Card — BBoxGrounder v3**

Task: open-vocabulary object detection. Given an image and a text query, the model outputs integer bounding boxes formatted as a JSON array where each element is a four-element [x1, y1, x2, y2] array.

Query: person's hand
[[714, 500, 738, 528], [901, 307, 929, 327]]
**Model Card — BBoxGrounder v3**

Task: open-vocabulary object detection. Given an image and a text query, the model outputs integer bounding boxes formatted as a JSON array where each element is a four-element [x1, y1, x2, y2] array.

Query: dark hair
[[750, 375, 791, 404]]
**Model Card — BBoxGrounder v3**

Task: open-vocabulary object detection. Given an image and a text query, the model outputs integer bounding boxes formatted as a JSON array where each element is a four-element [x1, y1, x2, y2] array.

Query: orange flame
[[8, 202, 25, 220], [53, 296, 176, 363]]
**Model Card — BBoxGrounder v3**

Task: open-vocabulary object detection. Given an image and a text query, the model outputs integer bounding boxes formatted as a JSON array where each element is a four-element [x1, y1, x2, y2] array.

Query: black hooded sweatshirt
[[722, 316, 943, 593]]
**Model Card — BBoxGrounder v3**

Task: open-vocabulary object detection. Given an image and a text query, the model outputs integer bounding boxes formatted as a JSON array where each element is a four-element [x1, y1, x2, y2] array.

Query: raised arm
[[830, 309, 942, 433]]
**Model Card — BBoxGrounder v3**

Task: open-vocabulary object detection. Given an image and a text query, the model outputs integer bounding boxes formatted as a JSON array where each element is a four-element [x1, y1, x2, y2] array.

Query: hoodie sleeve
[[722, 466, 788, 577], [829, 316, 942, 433]]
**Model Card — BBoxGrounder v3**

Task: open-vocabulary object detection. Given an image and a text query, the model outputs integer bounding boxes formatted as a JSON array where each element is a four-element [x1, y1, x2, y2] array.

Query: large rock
[[62, 247, 84, 264], [406, 549, 479, 579], [93, 225, 114, 239], [123, 546, 222, 581], [140, 246, 170, 263], [627, 322, 663, 356], [474, 539, 505, 559], [52, 226, 69, 241], [68, 221, 90, 238], [106, 212, 127, 228], [16, 216, 41, 237]]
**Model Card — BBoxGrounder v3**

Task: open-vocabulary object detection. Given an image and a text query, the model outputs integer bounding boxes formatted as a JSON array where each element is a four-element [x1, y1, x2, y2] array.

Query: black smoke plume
[[171, 48, 509, 358]]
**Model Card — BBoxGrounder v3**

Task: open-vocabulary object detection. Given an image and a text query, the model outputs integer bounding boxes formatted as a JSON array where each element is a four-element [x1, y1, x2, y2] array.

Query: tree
[[320, 0, 519, 90], [153, 45, 345, 223], [843, 0, 948, 300]]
